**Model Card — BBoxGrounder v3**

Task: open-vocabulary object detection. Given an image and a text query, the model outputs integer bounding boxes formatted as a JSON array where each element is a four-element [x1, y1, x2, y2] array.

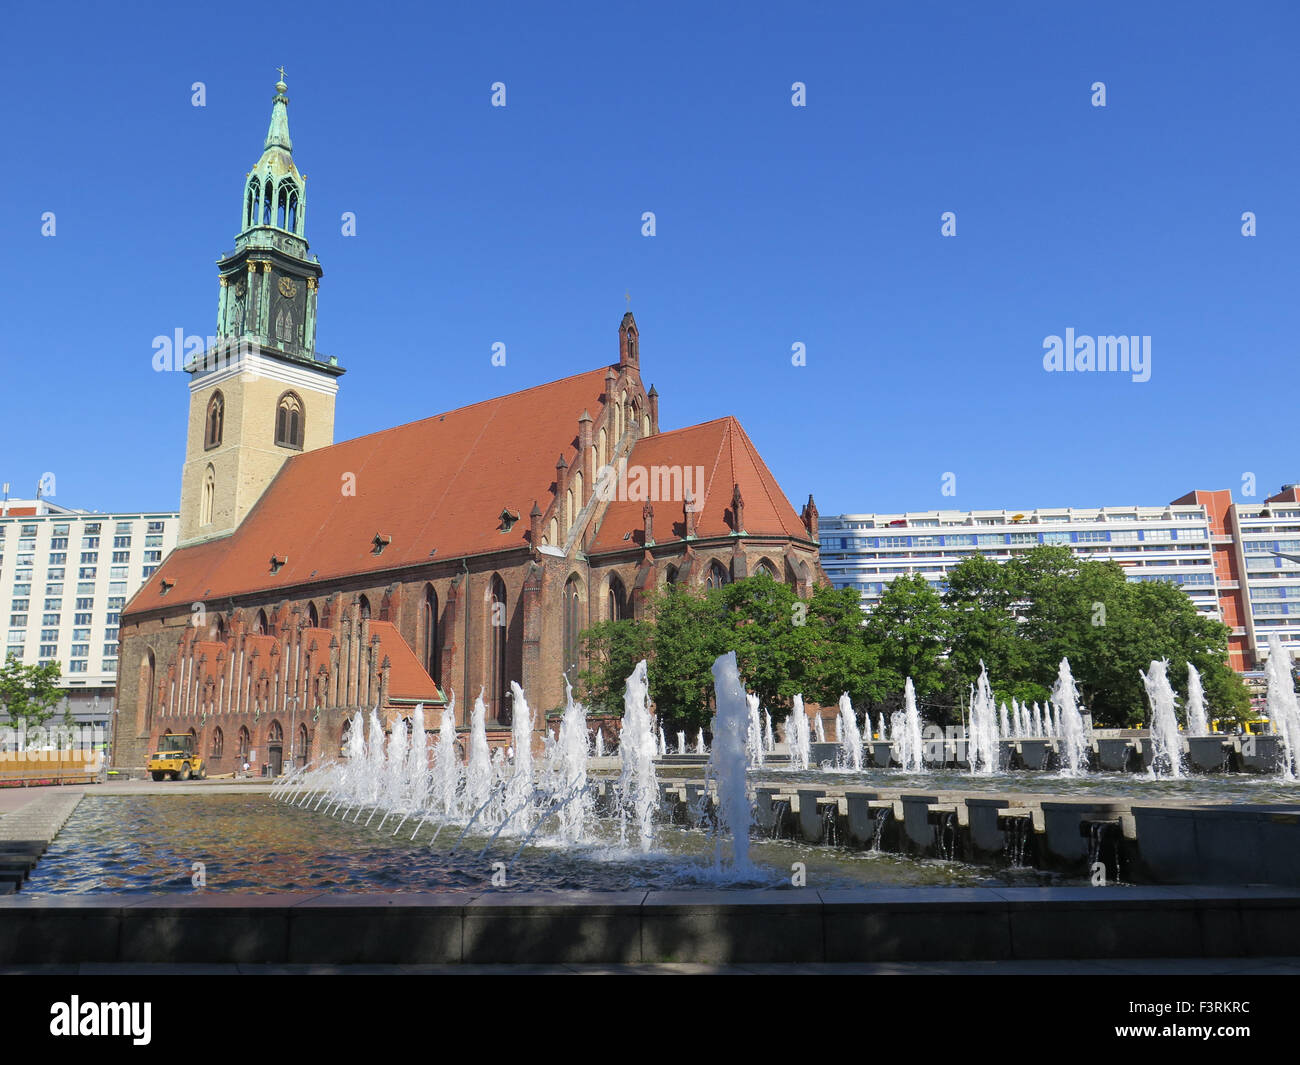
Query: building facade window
[[275, 391, 305, 449], [486, 575, 509, 724], [205, 392, 224, 449], [562, 575, 582, 685], [201, 465, 215, 526], [421, 586, 439, 683], [607, 574, 628, 621]]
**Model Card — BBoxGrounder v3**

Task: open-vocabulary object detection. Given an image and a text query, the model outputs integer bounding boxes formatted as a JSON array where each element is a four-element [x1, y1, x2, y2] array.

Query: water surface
[[24, 794, 1076, 895]]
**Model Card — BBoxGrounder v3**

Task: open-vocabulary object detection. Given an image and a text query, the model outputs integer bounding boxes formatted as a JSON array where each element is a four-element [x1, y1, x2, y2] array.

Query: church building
[[113, 76, 824, 775]]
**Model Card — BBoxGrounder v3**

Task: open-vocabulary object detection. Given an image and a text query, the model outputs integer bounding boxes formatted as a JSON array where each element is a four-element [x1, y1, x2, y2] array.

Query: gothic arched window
[[422, 585, 439, 683], [486, 575, 508, 724], [608, 574, 628, 621], [275, 391, 304, 449], [200, 465, 215, 526], [210, 727, 224, 758], [358, 595, 371, 621], [205, 391, 224, 449], [140, 649, 155, 731], [706, 561, 730, 590], [254, 609, 268, 636], [307, 601, 319, 628], [563, 575, 582, 685]]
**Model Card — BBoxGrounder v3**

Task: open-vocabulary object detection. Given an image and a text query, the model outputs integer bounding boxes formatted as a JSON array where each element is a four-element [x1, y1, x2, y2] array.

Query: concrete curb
[[3, 885, 1299, 965]]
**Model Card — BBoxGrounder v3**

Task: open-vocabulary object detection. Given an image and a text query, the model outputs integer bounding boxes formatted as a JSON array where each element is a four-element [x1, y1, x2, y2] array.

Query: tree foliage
[[576, 549, 1251, 730], [0, 655, 64, 728]]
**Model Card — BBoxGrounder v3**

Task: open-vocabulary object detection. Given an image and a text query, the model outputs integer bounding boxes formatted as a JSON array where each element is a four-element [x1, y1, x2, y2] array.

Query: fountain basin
[[1130, 804, 1300, 886], [1185, 737, 1232, 773], [1017, 740, 1058, 771], [5, 885, 1300, 965], [1238, 735, 1284, 774], [1095, 738, 1138, 772], [809, 742, 840, 768]]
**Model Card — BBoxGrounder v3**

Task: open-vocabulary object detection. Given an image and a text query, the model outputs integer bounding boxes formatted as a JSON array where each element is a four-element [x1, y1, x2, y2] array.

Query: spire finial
[[264, 71, 293, 153]]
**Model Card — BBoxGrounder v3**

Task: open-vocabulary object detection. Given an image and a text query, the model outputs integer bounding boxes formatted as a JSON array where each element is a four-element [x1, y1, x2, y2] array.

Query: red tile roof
[[588, 417, 810, 552], [128, 366, 611, 611], [241, 635, 281, 670], [369, 620, 443, 703], [190, 640, 227, 683], [299, 626, 335, 654]]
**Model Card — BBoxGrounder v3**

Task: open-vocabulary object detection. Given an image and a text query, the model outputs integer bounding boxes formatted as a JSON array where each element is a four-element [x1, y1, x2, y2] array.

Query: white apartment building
[[0, 495, 179, 732], [820, 503, 1221, 619]]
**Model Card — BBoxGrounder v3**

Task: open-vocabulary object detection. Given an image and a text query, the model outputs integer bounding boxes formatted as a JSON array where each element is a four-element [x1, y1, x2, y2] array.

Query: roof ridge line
[[700, 420, 729, 515], [731, 419, 800, 539], [304, 364, 614, 455]]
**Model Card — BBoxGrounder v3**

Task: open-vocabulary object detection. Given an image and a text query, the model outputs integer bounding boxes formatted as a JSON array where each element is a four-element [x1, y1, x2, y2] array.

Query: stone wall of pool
[[3, 886, 1300, 964]]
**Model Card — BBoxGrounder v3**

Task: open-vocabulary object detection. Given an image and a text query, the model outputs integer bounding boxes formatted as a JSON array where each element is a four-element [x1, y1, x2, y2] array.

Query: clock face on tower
[[278, 275, 298, 299]]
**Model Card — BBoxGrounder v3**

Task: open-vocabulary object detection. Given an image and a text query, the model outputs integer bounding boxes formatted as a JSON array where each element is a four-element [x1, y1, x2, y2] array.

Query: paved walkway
[[0, 792, 83, 842]]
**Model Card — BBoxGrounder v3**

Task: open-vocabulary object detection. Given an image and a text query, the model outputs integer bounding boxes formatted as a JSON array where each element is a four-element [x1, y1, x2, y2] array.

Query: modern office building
[[0, 493, 179, 736], [1225, 484, 1300, 668], [821, 484, 1300, 673]]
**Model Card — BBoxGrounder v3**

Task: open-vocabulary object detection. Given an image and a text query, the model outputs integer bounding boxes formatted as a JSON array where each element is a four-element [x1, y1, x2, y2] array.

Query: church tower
[[178, 72, 345, 545]]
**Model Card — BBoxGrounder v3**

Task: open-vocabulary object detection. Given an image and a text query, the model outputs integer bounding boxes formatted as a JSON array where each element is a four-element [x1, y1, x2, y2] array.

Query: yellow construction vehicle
[[148, 734, 206, 781]]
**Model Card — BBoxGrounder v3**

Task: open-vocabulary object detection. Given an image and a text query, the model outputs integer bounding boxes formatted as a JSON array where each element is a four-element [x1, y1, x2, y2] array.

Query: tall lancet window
[[422, 585, 439, 683], [486, 575, 508, 724], [205, 392, 224, 450], [200, 465, 216, 526]]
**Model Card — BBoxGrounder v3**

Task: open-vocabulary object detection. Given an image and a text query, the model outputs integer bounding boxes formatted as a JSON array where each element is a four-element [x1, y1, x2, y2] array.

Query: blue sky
[[1, 1, 1296, 517]]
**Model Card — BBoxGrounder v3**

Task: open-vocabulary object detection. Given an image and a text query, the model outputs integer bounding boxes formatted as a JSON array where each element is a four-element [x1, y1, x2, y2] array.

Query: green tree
[[0, 655, 64, 732], [863, 574, 951, 714], [801, 582, 884, 711], [577, 618, 654, 716], [577, 574, 886, 731], [942, 552, 1032, 704], [648, 584, 730, 729]]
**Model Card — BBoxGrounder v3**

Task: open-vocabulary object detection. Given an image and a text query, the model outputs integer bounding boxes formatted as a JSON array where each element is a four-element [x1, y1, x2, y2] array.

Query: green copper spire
[[214, 72, 335, 368], [238, 69, 307, 240], [264, 68, 293, 154]]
